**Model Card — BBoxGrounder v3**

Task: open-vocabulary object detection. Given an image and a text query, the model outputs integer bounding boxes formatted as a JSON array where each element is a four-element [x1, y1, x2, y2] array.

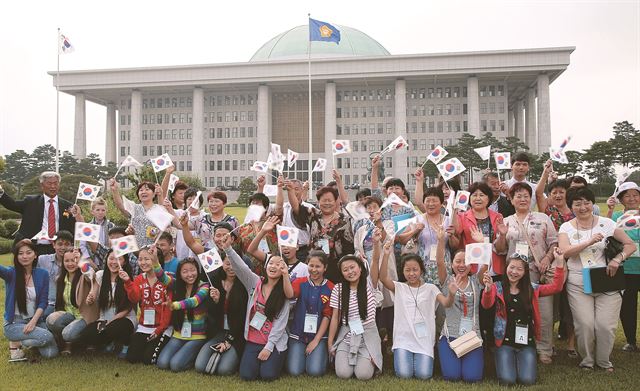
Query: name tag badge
[[143, 309, 156, 326], [483, 236, 490, 244], [318, 239, 330, 254], [414, 321, 428, 338], [180, 321, 192, 338], [258, 239, 270, 253], [223, 314, 229, 330], [249, 311, 267, 330], [429, 246, 438, 262], [515, 242, 529, 258], [348, 318, 365, 335], [459, 317, 474, 335], [304, 313, 319, 334], [515, 323, 529, 345], [579, 248, 597, 268]]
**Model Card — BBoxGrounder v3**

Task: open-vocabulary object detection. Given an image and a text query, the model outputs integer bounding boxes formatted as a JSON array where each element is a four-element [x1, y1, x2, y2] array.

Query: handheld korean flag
[[558, 136, 572, 151], [267, 152, 285, 173], [345, 201, 370, 221], [271, 143, 282, 161], [455, 191, 471, 211], [151, 153, 174, 173], [437, 158, 466, 181], [494, 152, 511, 170], [277, 225, 299, 247], [188, 191, 202, 211], [445, 191, 455, 219], [549, 147, 569, 164], [76, 182, 101, 202], [427, 145, 448, 164], [168, 174, 180, 192], [617, 215, 640, 231], [74, 222, 102, 243], [394, 214, 417, 234], [381, 193, 410, 209], [32, 229, 56, 242], [313, 158, 327, 172], [243, 204, 266, 224], [111, 235, 139, 257], [465, 243, 492, 266], [251, 161, 269, 173], [474, 146, 491, 161], [616, 170, 632, 187], [263, 184, 278, 197], [381, 136, 408, 155], [114, 155, 144, 178], [78, 258, 93, 275], [332, 140, 352, 155], [145, 207, 174, 233], [198, 249, 223, 274], [287, 149, 299, 169]]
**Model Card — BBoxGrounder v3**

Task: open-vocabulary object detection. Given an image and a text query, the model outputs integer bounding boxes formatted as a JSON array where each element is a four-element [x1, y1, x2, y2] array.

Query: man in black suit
[[0, 171, 76, 254], [482, 171, 515, 218]]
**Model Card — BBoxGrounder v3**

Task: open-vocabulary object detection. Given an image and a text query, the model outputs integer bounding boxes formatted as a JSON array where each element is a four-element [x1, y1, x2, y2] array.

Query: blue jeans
[[437, 336, 484, 382], [286, 338, 328, 377], [495, 344, 537, 385], [239, 342, 285, 381], [157, 337, 207, 372], [4, 318, 58, 358], [393, 348, 434, 379], [194, 337, 240, 375], [45, 311, 87, 342]]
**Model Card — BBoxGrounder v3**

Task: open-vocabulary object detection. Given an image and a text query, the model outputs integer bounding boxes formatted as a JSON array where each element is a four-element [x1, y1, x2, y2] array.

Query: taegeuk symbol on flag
[[151, 153, 174, 173], [74, 222, 102, 243], [494, 152, 511, 169], [427, 145, 448, 164], [277, 225, 299, 247], [455, 191, 471, 210], [287, 149, 299, 168], [111, 235, 140, 257], [437, 158, 466, 181], [313, 158, 327, 172], [168, 174, 180, 192], [198, 249, 223, 273], [465, 243, 492, 265], [251, 161, 269, 173], [76, 182, 101, 201], [332, 140, 352, 155], [549, 148, 569, 164]]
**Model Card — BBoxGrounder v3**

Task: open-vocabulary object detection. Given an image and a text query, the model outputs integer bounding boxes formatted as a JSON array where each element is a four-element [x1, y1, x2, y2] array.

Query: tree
[[30, 144, 56, 176], [582, 141, 616, 183], [609, 121, 640, 168], [1, 150, 33, 195], [556, 151, 585, 178], [0, 156, 5, 173], [502, 136, 530, 154], [178, 175, 205, 191], [236, 177, 257, 205]]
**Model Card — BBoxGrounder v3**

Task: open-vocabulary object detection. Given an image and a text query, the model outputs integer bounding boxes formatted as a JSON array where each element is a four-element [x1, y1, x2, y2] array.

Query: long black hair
[[55, 250, 82, 310], [98, 250, 133, 313], [13, 239, 38, 315], [171, 258, 203, 331], [338, 255, 369, 324], [261, 255, 287, 322], [208, 254, 248, 344], [501, 256, 533, 315]]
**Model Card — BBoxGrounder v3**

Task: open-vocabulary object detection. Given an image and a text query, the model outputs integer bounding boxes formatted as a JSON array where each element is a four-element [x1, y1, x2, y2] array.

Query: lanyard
[[408, 284, 425, 321]]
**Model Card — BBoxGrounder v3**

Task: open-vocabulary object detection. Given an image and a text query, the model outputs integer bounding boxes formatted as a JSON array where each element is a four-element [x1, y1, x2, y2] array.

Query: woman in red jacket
[[121, 246, 172, 365], [481, 248, 565, 385]]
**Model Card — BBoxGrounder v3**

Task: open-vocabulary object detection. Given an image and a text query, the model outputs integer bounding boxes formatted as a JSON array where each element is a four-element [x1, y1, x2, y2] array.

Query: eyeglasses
[[510, 252, 530, 263]]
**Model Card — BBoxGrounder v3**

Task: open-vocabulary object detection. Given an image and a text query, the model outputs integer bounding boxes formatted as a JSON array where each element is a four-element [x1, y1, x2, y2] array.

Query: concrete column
[[324, 81, 336, 174], [466, 76, 480, 137], [394, 79, 408, 180], [257, 85, 272, 175], [525, 88, 537, 154], [536, 74, 551, 154], [73, 93, 86, 158], [508, 109, 515, 137], [130, 90, 142, 162], [515, 99, 524, 140], [105, 103, 117, 164], [192, 87, 205, 182]]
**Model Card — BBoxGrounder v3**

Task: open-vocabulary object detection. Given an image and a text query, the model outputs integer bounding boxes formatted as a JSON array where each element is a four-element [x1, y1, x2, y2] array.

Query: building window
[[497, 85, 504, 96], [499, 120, 505, 132], [480, 103, 487, 114], [481, 120, 487, 132]]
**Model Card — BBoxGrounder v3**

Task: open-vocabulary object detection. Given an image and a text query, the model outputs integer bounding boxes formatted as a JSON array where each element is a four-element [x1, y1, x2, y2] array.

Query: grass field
[[0, 204, 639, 390]]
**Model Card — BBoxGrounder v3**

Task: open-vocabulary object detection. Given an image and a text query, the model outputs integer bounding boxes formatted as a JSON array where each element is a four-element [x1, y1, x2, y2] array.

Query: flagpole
[[55, 28, 61, 174], [307, 13, 313, 195]]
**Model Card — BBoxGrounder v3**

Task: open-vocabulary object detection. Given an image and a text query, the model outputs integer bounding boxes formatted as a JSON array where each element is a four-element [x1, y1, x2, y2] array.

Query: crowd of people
[[0, 151, 638, 385]]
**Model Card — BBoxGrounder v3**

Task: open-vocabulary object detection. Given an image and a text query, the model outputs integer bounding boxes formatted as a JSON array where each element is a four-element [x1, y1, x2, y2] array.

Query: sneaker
[[9, 348, 27, 362], [117, 345, 129, 360], [622, 343, 638, 352], [61, 343, 72, 356]]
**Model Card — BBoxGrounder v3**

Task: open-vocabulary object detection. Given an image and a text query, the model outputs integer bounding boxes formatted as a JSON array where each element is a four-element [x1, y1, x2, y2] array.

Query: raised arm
[[171, 283, 210, 310], [221, 233, 259, 290], [0, 186, 26, 214], [160, 165, 175, 204], [247, 216, 278, 261], [536, 160, 553, 212], [178, 213, 205, 254], [108, 178, 131, 218], [414, 168, 426, 213], [434, 224, 449, 285], [273, 175, 285, 217], [369, 228, 383, 286], [332, 169, 349, 205], [371, 155, 381, 192], [378, 240, 395, 292]]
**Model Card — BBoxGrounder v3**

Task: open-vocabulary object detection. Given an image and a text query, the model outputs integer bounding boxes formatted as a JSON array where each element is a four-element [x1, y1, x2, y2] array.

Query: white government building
[[51, 24, 573, 190]]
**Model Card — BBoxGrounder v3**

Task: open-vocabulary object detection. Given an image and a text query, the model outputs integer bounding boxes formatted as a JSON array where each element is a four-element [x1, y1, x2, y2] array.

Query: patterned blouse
[[545, 205, 574, 231]]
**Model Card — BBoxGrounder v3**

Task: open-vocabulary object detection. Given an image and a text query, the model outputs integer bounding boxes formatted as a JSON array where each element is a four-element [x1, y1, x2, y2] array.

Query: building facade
[[51, 25, 573, 189]]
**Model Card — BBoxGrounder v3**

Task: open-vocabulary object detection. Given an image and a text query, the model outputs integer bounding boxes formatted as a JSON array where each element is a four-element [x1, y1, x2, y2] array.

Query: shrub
[[0, 237, 13, 254]]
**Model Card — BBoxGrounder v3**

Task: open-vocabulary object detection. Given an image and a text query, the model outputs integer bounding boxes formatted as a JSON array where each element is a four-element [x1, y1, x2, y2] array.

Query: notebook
[[582, 266, 625, 294]]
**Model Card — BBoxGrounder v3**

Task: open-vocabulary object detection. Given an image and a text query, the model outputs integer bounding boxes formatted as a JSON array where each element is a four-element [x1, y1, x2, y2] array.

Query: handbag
[[204, 346, 222, 374], [604, 236, 624, 262], [443, 281, 483, 358]]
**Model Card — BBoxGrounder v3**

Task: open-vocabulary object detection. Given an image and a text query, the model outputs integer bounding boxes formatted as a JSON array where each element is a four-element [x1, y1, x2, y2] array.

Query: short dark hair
[[437, 179, 461, 194], [363, 196, 383, 208], [482, 172, 499, 181], [400, 253, 426, 275], [567, 187, 596, 207], [315, 186, 339, 202], [513, 152, 530, 164], [172, 181, 188, 193], [509, 182, 533, 198], [184, 188, 203, 209], [207, 191, 227, 204], [423, 187, 445, 204], [214, 222, 236, 238], [384, 178, 406, 190], [569, 176, 589, 187], [157, 232, 173, 244], [54, 230, 73, 243], [248, 193, 270, 209], [108, 226, 127, 237], [547, 179, 569, 193], [136, 181, 156, 201], [467, 181, 495, 204], [356, 188, 372, 200]]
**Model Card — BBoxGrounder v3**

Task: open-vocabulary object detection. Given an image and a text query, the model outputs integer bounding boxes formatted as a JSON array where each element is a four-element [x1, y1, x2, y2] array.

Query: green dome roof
[[250, 25, 390, 61]]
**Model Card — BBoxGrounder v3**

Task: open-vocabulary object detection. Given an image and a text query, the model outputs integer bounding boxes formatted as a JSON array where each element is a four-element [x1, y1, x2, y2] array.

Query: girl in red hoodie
[[121, 246, 172, 364], [482, 247, 565, 386]]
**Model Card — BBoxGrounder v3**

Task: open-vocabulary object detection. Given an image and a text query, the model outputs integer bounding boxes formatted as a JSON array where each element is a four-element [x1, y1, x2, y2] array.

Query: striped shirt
[[169, 282, 210, 340], [329, 283, 376, 326]]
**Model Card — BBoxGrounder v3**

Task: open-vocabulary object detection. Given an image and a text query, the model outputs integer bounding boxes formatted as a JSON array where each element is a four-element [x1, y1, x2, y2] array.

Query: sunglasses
[[510, 252, 530, 263]]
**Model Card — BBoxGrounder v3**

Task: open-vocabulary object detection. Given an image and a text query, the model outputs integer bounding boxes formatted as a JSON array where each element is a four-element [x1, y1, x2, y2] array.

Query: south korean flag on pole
[[111, 235, 140, 257], [74, 222, 102, 243], [151, 153, 174, 173], [76, 182, 101, 201], [427, 145, 448, 164], [313, 158, 327, 172], [455, 191, 471, 210], [494, 152, 511, 170], [437, 158, 466, 181], [465, 243, 492, 266], [332, 140, 352, 155], [277, 225, 299, 247], [198, 249, 223, 274], [251, 161, 269, 173]]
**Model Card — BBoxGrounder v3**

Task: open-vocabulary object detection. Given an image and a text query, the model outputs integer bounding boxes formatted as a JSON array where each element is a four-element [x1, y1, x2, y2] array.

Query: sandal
[[568, 349, 578, 358], [539, 354, 553, 364]]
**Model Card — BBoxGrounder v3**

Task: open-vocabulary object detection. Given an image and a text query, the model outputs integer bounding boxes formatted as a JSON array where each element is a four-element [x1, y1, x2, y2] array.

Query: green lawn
[[0, 204, 639, 390]]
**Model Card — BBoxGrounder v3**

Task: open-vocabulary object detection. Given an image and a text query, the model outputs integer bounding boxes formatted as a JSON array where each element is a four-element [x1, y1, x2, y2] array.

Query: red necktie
[[48, 199, 56, 238]]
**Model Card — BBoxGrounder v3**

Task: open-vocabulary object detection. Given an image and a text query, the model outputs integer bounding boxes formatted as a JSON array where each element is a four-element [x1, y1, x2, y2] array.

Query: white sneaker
[[9, 348, 27, 362]]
